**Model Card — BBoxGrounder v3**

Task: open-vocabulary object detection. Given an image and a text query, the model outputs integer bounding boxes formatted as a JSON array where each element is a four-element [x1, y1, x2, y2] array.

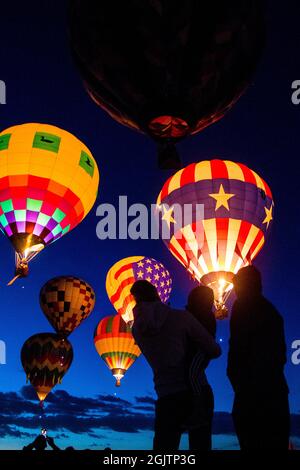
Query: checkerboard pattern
[[0, 123, 99, 253], [40, 276, 96, 336]]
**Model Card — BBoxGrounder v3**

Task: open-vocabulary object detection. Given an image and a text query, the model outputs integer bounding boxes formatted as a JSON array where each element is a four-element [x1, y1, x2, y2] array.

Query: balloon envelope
[[40, 276, 96, 337], [106, 256, 172, 322], [21, 333, 73, 402], [94, 314, 141, 386], [157, 159, 273, 318], [0, 123, 99, 280], [70, 1, 265, 166]]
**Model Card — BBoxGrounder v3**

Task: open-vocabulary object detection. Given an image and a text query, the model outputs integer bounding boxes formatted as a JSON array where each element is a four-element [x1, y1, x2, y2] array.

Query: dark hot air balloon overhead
[[70, 0, 265, 168]]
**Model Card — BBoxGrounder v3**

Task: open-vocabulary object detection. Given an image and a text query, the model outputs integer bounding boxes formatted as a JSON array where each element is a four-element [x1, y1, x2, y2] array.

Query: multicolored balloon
[[0, 123, 99, 284], [39, 276, 96, 337], [106, 256, 172, 322], [70, 1, 265, 168], [157, 159, 274, 318], [94, 314, 141, 386], [21, 333, 73, 403]]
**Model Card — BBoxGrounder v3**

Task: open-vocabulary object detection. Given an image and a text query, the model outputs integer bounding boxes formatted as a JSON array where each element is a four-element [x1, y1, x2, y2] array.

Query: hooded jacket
[[132, 301, 221, 398]]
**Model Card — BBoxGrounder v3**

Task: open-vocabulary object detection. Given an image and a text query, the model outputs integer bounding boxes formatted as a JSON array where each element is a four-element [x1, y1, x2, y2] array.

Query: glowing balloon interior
[[157, 159, 274, 319]]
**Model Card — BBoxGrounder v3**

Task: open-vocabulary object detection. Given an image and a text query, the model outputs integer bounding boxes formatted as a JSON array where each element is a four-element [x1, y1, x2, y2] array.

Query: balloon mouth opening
[[36, 391, 49, 403], [201, 271, 234, 320], [112, 368, 126, 387], [7, 235, 46, 284], [121, 308, 134, 324], [10, 233, 45, 259], [149, 115, 190, 139]]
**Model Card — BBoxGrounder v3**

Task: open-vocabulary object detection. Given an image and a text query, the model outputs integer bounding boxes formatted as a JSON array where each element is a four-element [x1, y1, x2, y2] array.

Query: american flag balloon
[[106, 256, 172, 322], [156, 159, 274, 319]]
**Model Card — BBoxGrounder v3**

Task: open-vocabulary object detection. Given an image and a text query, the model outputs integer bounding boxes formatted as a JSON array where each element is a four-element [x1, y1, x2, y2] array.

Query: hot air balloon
[[156, 159, 274, 319], [39, 276, 96, 337], [21, 333, 73, 404], [94, 314, 141, 386], [106, 256, 172, 322], [70, 0, 265, 168], [0, 123, 99, 284]]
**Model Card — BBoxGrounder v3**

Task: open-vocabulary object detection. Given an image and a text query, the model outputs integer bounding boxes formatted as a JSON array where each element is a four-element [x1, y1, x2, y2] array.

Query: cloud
[[0, 386, 299, 447], [0, 386, 154, 441], [134, 396, 155, 405]]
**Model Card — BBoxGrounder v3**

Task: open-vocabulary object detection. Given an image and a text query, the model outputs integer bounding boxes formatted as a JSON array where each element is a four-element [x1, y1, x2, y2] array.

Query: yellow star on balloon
[[161, 205, 176, 228], [263, 204, 273, 229], [209, 184, 235, 211]]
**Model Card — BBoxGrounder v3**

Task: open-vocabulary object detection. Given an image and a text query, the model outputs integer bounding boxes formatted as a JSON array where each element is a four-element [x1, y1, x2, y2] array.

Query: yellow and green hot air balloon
[[0, 123, 99, 284], [94, 315, 141, 386], [106, 256, 172, 322]]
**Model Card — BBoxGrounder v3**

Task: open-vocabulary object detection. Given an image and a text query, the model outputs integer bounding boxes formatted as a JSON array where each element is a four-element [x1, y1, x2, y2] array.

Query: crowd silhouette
[[131, 266, 290, 451], [23, 266, 290, 452]]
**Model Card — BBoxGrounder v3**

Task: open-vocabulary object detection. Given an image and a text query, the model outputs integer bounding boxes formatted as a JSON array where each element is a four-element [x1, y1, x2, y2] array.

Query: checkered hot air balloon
[[21, 333, 73, 404], [106, 256, 172, 322], [0, 123, 99, 284], [157, 159, 274, 319], [94, 314, 141, 386], [39, 276, 96, 337]]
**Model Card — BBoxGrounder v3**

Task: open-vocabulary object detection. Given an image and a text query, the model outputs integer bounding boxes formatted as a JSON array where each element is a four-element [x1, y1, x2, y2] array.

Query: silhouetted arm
[[186, 312, 221, 358], [47, 436, 61, 451]]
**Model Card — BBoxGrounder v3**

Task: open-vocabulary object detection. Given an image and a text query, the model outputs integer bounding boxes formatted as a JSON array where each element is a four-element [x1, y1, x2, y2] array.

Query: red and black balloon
[[21, 333, 73, 404]]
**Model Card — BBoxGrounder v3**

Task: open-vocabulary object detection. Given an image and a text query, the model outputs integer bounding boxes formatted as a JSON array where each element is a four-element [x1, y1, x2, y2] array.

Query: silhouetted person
[[227, 266, 290, 450], [131, 280, 221, 451], [186, 286, 217, 450], [23, 434, 47, 451], [23, 430, 61, 451]]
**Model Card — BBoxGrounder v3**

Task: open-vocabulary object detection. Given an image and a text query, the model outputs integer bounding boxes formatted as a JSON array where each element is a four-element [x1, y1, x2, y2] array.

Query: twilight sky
[[0, 0, 300, 450]]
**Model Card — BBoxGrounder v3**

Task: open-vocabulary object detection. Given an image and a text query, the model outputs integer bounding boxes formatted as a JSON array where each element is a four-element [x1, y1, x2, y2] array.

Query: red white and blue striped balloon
[[156, 159, 273, 318]]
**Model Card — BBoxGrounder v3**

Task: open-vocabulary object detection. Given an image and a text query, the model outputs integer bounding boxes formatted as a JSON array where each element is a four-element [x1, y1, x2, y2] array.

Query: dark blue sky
[[0, 0, 300, 449]]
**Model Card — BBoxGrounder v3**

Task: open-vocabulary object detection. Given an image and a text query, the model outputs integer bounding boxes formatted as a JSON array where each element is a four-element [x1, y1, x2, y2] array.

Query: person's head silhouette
[[130, 280, 160, 303], [187, 286, 216, 336], [233, 265, 262, 299]]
